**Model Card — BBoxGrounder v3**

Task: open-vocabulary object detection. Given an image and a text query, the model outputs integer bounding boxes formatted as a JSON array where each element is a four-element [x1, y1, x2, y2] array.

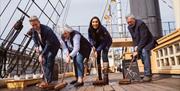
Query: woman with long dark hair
[[88, 16, 112, 85]]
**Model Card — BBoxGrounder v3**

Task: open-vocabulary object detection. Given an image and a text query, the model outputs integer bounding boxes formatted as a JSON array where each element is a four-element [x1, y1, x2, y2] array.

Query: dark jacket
[[31, 24, 60, 55], [88, 26, 112, 52], [128, 19, 157, 52], [62, 30, 92, 58]]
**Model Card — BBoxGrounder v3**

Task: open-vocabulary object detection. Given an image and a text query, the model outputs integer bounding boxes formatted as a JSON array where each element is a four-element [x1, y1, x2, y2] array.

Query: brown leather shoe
[[39, 82, 49, 89], [36, 81, 45, 87]]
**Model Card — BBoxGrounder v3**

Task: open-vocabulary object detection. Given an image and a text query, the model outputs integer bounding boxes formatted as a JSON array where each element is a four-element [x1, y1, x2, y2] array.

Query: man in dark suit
[[126, 14, 157, 82], [28, 16, 60, 88]]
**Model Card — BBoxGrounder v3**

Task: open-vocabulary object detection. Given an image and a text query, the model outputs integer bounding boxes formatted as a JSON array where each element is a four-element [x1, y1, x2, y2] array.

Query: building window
[[174, 43, 180, 53], [157, 60, 160, 67], [165, 58, 169, 66], [161, 59, 164, 66], [160, 49, 163, 57], [164, 48, 168, 56], [170, 57, 175, 65], [169, 46, 174, 54], [176, 56, 180, 65]]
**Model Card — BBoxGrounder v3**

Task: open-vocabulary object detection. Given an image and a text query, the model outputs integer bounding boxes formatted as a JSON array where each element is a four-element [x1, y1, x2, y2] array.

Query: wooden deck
[[1, 73, 180, 91]]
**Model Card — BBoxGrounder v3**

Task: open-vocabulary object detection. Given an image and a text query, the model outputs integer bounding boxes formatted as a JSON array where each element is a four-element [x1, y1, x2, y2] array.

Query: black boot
[[103, 70, 109, 85], [97, 64, 102, 80], [92, 63, 109, 86], [93, 64, 104, 85], [103, 62, 109, 85]]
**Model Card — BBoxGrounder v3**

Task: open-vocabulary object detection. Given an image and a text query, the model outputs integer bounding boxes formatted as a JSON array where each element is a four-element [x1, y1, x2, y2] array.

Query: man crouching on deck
[[61, 24, 92, 87], [28, 16, 60, 88]]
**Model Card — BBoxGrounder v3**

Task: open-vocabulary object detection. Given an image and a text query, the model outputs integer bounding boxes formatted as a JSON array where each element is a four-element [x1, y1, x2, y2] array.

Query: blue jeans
[[43, 49, 58, 83], [73, 53, 85, 78], [139, 49, 152, 76]]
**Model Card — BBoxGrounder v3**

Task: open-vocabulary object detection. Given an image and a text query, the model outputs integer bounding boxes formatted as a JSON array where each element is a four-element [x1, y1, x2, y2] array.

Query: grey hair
[[29, 16, 39, 22], [61, 24, 73, 34], [125, 14, 136, 20]]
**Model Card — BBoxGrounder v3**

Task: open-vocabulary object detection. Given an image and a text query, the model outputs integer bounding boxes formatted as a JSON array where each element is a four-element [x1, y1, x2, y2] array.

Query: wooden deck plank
[[85, 86, 95, 91], [61, 85, 75, 91], [131, 83, 158, 91], [134, 83, 166, 91], [77, 85, 88, 91], [120, 85, 139, 91], [69, 87, 77, 91], [146, 83, 180, 91], [152, 78, 180, 90], [94, 86, 104, 91], [129, 84, 146, 91], [0, 73, 180, 91], [111, 85, 125, 91], [103, 85, 115, 91]]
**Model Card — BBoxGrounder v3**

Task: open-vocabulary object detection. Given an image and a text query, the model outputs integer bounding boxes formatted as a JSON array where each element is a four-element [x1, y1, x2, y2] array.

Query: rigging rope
[[161, 0, 173, 9], [0, 0, 23, 38], [48, 0, 61, 17], [58, 0, 64, 8], [46, 0, 61, 25], [62, 0, 72, 24], [39, 0, 49, 18], [32, 0, 56, 25], [0, 0, 12, 16]]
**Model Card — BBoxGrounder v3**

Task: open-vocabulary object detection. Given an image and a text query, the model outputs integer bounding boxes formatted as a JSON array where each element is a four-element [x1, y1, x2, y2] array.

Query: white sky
[[65, 0, 175, 25], [0, 0, 175, 46]]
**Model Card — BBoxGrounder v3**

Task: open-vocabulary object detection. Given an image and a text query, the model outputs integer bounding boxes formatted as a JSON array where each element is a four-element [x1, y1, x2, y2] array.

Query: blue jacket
[[31, 24, 60, 55], [88, 26, 112, 52], [128, 19, 157, 52]]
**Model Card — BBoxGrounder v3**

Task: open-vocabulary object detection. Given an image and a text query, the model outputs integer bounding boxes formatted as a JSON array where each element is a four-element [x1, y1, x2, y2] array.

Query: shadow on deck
[[1, 73, 180, 91]]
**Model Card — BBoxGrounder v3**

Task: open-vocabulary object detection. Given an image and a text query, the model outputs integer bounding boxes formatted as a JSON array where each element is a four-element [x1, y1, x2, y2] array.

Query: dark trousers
[[43, 49, 58, 83], [96, 45, 110, 80]]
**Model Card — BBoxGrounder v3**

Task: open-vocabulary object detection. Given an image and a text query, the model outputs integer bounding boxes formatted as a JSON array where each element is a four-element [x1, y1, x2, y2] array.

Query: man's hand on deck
[[66, 55, 71, 63], [38, 54, 44, 63]]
